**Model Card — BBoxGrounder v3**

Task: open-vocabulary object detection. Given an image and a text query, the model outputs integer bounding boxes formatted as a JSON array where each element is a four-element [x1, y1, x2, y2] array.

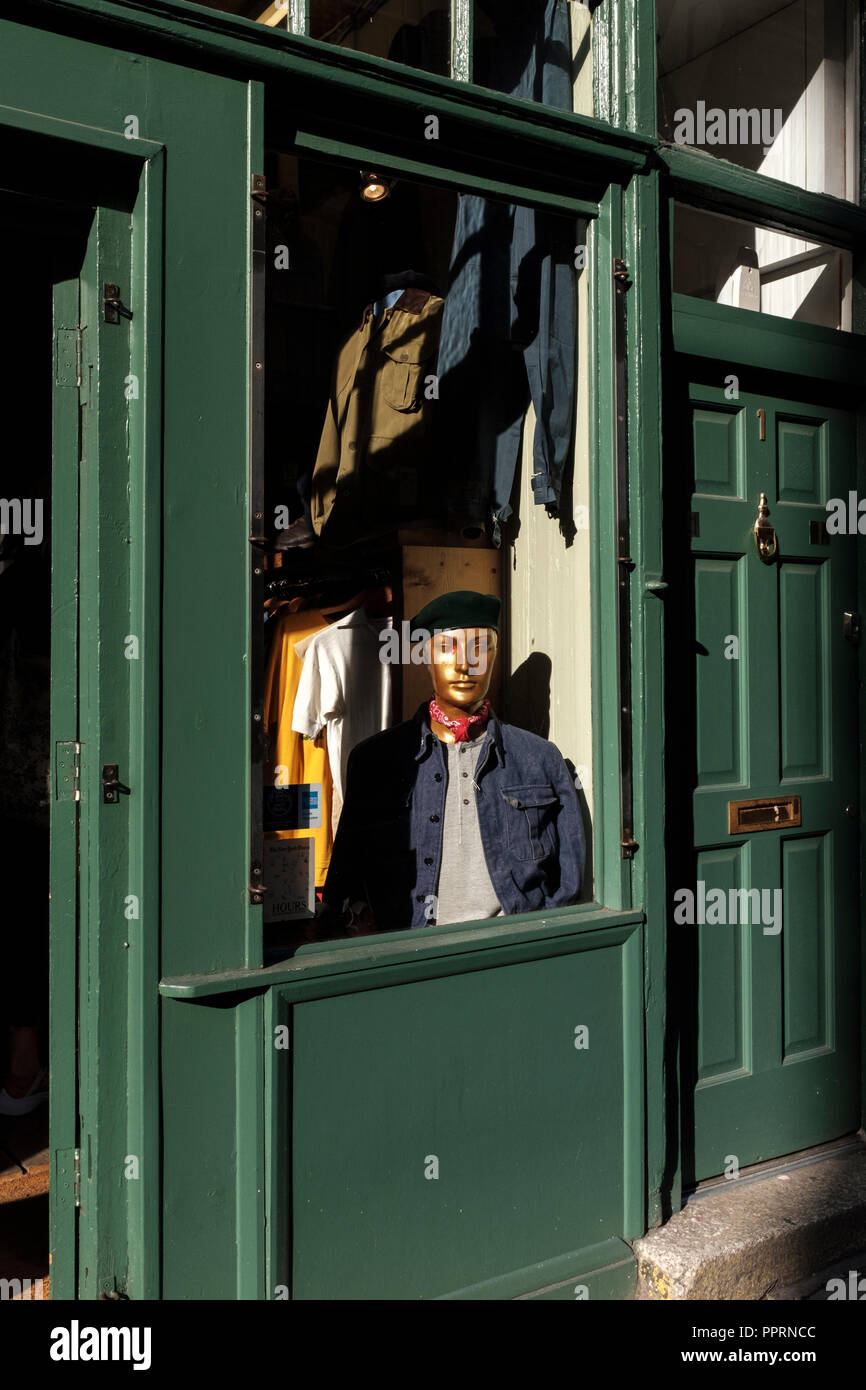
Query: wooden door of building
[[677, 367, 860, 1183]]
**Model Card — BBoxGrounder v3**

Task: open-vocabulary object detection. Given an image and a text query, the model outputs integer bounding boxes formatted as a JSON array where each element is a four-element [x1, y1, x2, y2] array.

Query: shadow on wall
[[506, 649, 594, 901]]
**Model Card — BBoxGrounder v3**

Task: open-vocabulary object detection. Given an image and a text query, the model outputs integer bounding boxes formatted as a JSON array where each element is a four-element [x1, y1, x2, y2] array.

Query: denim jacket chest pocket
[[366, 781, 413, 832], [500, 783, 559, 862]]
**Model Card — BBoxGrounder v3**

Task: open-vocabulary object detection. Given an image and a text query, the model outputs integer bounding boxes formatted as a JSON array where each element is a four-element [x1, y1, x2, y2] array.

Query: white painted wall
[[504, 4, 594, 892]]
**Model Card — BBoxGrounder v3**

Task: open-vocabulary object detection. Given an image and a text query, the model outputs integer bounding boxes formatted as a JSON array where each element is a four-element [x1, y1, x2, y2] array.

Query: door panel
[[694, 559, 744, 785], [687, 378, 860, 1181], [75, 205, 136, 1297]]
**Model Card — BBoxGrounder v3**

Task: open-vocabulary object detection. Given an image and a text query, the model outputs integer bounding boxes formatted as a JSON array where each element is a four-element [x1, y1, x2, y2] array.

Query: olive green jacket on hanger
[[311, 287, 444, 546]]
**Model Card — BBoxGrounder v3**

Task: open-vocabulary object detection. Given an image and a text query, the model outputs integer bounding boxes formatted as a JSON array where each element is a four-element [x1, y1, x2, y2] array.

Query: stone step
[[635, 1137, 866, 1300]]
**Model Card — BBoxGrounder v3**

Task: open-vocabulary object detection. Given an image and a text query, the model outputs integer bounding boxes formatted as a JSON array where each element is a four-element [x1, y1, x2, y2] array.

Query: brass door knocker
[[753, 493, 778, 563]]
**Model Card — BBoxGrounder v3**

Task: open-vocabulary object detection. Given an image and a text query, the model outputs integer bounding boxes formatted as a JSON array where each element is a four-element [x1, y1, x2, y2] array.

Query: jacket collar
[[412, 700, 503, 766], [361, 287, 433, 327]]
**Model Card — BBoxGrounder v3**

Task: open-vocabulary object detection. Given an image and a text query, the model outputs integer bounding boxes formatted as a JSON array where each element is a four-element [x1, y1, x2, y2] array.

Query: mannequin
[[320, 590, 585, 936], [427, 625, 497, 743]]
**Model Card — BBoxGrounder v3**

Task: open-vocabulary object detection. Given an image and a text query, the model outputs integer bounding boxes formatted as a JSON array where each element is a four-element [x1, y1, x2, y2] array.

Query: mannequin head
[[411, 589, 501, 729], [428, 626, 498, 720]]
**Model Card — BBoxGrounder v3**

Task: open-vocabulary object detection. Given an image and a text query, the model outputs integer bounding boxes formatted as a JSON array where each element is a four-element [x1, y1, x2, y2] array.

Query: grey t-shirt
[[434, 734, 502, 927]]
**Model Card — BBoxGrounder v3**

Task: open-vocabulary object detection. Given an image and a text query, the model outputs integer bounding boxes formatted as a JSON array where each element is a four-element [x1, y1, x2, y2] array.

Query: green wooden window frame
[[249, 131, 622, 931]]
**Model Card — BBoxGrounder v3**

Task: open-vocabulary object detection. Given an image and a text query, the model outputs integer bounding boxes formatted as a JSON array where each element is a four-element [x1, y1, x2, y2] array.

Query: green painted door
[[49, 203, 136, 1297], [684, 375, 860, 1182], [49, 234, 87, 1301]]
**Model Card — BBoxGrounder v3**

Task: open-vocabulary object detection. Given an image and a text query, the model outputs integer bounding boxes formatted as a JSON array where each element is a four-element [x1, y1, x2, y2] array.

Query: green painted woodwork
[[660, 145, 866, 253], [33, 0, 650, 192], [162, 905, 643, 998], [262, 909, 644, 1300], [519, 1248, 636, 1300], [273, 921, 642, 1299], [290, 130, 599, 216], [161, 999, 251, 1298], [1, 21, 257, 987], [1, 16, 258, 1297], [593, 0, 658, 136], [588, 182, 629, 914], [685, 378, 860, 1181], [75, 204, 136, 1299], [622, 168, 671, 1228], [5, 0, 864, 1301], [125, 151, 165, 1301], [673, 295, 866, 389]]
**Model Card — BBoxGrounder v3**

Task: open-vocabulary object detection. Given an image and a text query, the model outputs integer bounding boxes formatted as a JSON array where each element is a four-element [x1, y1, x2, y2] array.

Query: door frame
[[0, 111, 167, 1298], [664, 292, 866, 1200], [73, 186, 163, 1302]]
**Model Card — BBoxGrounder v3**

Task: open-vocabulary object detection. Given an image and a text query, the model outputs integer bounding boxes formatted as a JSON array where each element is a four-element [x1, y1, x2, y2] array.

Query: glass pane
[[166, 0, 449, 75], [658, 0, 857, 201], [186, 0, 292, 28], [674, 203, 854, 332], [258, 152, 591, 955], [474, 0, 593, 114], [309, 1, 450, 76]]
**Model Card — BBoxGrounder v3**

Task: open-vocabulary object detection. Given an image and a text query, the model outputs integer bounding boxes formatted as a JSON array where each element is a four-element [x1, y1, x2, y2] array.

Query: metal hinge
[[55, 328, 81, 388], [73, 1149, 81, 1207], [613, 257, 632, 288], [249, 861, 265, 906], [55, 741, 82, 803]]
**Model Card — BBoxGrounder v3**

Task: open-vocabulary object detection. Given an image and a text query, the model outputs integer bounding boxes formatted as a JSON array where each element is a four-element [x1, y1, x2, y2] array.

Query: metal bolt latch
[[102, 765, 131, 803], [102, 284, 131, 323]]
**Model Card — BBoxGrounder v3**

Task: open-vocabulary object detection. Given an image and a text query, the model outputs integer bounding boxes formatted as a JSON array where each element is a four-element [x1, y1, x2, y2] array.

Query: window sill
[[159, 902, 644, 1000]]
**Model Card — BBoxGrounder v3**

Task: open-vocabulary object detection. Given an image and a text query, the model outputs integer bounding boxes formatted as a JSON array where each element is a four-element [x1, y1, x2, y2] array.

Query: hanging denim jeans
[[436, 0, 576, 544]]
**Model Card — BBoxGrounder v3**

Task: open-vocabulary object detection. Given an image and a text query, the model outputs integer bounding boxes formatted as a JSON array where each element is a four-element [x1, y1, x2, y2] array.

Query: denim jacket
[[323, 703, 585, 931]]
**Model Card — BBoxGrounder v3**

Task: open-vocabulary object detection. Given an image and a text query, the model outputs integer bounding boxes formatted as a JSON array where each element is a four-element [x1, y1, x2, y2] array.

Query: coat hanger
[[320, 587, 368, 621], [264, 595, 309, 619], [364, 583, 394, 619]]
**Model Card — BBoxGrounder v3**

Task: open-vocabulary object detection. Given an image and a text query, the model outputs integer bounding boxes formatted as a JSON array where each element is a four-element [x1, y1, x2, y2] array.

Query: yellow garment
[[263, 607, 333, 886]]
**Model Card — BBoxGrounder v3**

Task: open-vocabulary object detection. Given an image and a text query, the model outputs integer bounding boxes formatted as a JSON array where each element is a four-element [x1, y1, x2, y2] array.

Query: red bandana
[[429, 698, 490, 744]]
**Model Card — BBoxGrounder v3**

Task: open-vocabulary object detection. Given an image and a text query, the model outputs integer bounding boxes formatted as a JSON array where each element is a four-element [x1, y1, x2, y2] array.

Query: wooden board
[[400, 544, 502, 719]]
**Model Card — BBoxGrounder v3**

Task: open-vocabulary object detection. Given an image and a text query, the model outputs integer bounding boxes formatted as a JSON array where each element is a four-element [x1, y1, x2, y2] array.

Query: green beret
[[411, 590, 501, 635]]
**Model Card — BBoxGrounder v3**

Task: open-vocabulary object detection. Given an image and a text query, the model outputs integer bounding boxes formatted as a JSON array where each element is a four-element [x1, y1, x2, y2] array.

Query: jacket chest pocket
[[364, 784, 414, 848], [378, 347, 429, 417], [377, 311, 441, 419], [501, 784, 559, 862]]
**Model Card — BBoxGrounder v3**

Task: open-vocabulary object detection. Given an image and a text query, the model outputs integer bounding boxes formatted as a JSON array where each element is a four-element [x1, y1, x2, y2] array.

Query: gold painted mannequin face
[[428, 626, 498, 730]]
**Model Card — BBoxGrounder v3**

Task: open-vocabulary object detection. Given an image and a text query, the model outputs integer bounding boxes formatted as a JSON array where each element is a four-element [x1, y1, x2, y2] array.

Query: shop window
[[257, 153, 592, 954], [158, 0, 593, 95], [658, 0, 859, 202], [473, 0, 594, 113], [674, 202, 855, 332], [308, 0, 450, 75], [181, 0, 450, 75]]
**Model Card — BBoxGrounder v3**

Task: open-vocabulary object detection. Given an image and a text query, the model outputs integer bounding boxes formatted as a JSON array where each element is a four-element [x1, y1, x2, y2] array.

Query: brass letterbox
[[728, 795, 801, 835]]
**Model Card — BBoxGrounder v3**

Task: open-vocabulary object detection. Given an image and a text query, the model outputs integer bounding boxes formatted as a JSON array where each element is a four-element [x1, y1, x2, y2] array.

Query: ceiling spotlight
[[360, 170, 395, 202]]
